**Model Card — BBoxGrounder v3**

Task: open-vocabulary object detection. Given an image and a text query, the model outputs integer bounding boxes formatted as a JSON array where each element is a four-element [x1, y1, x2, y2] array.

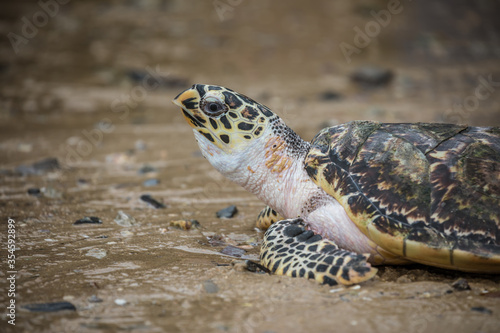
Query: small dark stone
[[471, 306, 492, 315], [32, 157, 60, 173], [451, 278, 471, 291], [221, 245, 246, 257], [319, 90, 342, 101], [74, 216, 103, 225], [77, 178, 89, 185], [216, 205, 238, 218], [143, 178, 160, 187], [137, 165, 157, 175], [16, 157, 61, 175], [350, 66, 393, 88], [27, 188, 41, 196], [22, 301, 76, 312], [140, 194, 166, 209]]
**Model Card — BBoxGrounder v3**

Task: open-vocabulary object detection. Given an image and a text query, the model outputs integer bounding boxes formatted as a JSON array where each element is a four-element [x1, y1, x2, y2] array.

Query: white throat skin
[[193, 120, 382, 259], [193, 123, 318, 219]]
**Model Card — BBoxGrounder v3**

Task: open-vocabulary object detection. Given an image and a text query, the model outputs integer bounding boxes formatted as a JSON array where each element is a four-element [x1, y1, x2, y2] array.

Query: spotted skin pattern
[[305, 121, 500, 272], [256, 206, 282, 230], [175, 84, 278, 151], [261, 219, 377, 285]]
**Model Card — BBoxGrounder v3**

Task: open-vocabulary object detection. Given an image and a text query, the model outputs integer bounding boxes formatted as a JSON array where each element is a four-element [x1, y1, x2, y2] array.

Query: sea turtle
[[173, 84, 500, 286]]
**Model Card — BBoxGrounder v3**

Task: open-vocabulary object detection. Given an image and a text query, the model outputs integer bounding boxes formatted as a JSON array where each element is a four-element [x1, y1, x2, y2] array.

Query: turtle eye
[[201, 98, 228, 117]]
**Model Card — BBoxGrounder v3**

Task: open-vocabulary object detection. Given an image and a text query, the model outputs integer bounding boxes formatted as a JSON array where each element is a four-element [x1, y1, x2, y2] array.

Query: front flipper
[[256, 206, 283, 230], [260, 218, 377, 286]]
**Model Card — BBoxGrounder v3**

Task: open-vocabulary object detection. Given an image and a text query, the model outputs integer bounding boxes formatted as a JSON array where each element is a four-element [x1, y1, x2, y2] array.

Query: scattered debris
[[216, 205, 238, 218], [170, 219, 201, 230], [451, 278, 471, 291], [350, 66, 393, 88], [143, 178, 160, 187], [22, 301, 76, 312], [74, 216, 103, 225], [221, 245, 246, 257], [85, 248, 107, 259], [140, 194, 166, 209], [470, 306, 493, 315], [114, 211, 138, 227]]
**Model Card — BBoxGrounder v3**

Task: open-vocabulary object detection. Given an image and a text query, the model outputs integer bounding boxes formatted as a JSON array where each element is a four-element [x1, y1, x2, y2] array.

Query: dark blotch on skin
[[194, 84, 206, 99], [220, 115, 232, 129], [200, 131, 215, 143], [238, 122, 254, 131], [209, 118, 218, 130], [183, 97, 198, 110], [220, 134, 230, 144], [222, 91, 243, 108]]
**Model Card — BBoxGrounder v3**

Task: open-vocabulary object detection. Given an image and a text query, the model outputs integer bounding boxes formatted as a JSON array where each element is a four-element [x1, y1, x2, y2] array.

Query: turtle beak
[[172, 87, 198, 109]]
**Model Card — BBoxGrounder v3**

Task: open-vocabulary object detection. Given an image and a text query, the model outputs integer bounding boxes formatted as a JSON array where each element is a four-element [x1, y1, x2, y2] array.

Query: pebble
[[137, 164, 157, 174], [170, 219, 201, 230], [470, 306, 492, 314], [88, 295, 103, 303], [22, 301, 76, 312], [16, 157, 61, 175], [27, 188, 41, 196], [85, 248, 107, 259], [318, 90, 342, 101], [41, 186, 63, 199], [114, 299, 127, 306], [350, 66, 393, 88], [143, 178, 160, 187], [135, 140, 147, 151], [120, 230, 134, 237], [114, 211, 138, 227], [202, 280, 219, 294], [140, 194, 166, 209], [451, 278, 471, 291], [216, 205, 238, 218], [74, 216, 103, 225], [221, 245, 246, 257]]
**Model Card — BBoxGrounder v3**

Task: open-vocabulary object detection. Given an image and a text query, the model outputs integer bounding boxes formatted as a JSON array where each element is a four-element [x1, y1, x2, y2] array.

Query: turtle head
[[173, 84, 276, 153]]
